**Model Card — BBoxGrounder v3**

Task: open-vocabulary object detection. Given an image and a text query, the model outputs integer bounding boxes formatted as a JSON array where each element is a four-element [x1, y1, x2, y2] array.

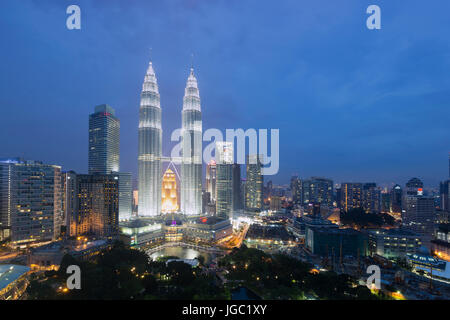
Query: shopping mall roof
[[0, 264, 30, 291]]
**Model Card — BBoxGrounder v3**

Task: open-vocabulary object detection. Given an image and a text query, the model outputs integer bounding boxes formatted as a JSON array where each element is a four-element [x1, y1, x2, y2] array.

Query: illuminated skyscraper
[[302, 177, 333, 208], [362, 182, 381, 213], [291, 175, 302, 205], [440, 180, 450, 211], [88, 104, 120, 174], [340, 183, 363, 212], [74, 174, 119, 239], [62, 171, 77, 236], [232, 164, 243, 211], [138, 61, 162, 217], [405, 177, 424, 196], [403, 195, 435, 248], [162, 168, 179, 213], [206, 160, 217, 203], [216, 142, 233, 218], [245, 155, 263, 211], [118, 172, 132, 221], [390, 184, 403, 213], [180, 68, 202, 216], [1, 160, 63, 243], [0, 158, 22, 241]]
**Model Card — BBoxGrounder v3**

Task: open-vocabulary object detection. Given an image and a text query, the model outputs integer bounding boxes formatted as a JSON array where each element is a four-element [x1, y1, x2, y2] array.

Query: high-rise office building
[[202, 190, 210, 214], [215, 142, 233, 218], [73, 174, 119, 239], [270, 196, 282, 211], [402, 195, 435, 247], [265, 180, 273, 200], [0, 158, 22, 241], [290, 176, 302, 205], [3, 160, 63, 243], [88, 104, 120, 175], [390, 184, 403, 213], [335, 186, 342, 208], [381, 191, 391, 213], [362, 183, 381, 213], [405, 177, 424, 196], [118, 172, 132, 220], [340, 183, 363, 212], [181, 68, 202, 216], [138, 61, 162, 217], [402, 178, 434, 247], [439, 180, 450, 211], [245, 155, 263, 211], [302, 177, 333, 208], [232, 164, 243, 211], [206, 160, 217, 204], [62, 171, 77, 237]]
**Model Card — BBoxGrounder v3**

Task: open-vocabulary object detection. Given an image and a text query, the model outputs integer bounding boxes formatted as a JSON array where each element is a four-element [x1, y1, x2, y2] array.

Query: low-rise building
[[407, 251, 450, 283], [245, 224, 295, 249], [306, 227, 368, 257], [368, 228, 422, 259], [184, 216, 232, 242], [28, 239, 111, 270], [0, 264, 31, 300], [431, 224, 450, 261], [291, 214, 338, 240], [119, 219, 164, 247]]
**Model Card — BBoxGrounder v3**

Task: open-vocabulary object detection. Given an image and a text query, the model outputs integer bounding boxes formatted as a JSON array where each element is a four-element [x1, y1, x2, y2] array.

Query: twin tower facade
[[138, 61, 202, 217]]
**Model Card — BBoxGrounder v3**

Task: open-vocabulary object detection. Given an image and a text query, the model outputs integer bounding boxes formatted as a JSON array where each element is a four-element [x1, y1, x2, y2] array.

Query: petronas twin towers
[[138, 60, 202, 217]]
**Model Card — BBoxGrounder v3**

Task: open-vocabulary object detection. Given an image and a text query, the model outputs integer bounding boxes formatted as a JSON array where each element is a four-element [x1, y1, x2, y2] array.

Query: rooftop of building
[[0, 157, 23, 164], [72, 240, 108, 252], [295, 214, 337, 227], [30, 241, 65, 253], [121, 219, 153, 229], [192, 216, 227, 225], [437, 223, 450, 234], [431, 239, 450, 248], [310, 226, 363, 236], [407, 252, 447, 269], [369, 228, 420, 237], [30, 239, 108, 254], [93, 104, 116, 116], [247, 224, 293, 241], [0, 264, 30, 291]]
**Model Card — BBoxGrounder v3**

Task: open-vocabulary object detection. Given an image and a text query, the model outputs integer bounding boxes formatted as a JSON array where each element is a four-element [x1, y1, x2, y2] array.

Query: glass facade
[[181, 69, 202, 216], [8, 161, 62, 243], [245, 154, 263, 211], [216, 142, 233, 218], [88, 104, 120, 175], [138, 62, 162, 217], [118, 172, 132, 221], [302, 177, 334, 209], [75, 174, 119, 239]]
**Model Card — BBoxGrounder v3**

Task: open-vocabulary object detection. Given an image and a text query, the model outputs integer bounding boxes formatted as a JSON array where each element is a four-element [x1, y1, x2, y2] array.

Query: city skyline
[[1, 1, 450, 187], [1, 0, 450, 304]]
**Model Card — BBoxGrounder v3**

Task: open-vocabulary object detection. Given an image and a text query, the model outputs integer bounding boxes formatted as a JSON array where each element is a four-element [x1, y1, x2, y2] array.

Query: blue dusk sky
[[0, 0, 449, 187]]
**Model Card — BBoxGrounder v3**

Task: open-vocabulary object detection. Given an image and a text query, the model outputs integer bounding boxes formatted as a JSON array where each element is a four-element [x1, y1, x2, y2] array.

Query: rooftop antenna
[[190, 53, 194, 72]]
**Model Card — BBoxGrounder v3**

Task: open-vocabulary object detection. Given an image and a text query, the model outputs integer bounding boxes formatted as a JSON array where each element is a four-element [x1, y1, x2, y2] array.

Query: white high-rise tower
[[138, 61, 162, 216], [181, 68, 202, 215]]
